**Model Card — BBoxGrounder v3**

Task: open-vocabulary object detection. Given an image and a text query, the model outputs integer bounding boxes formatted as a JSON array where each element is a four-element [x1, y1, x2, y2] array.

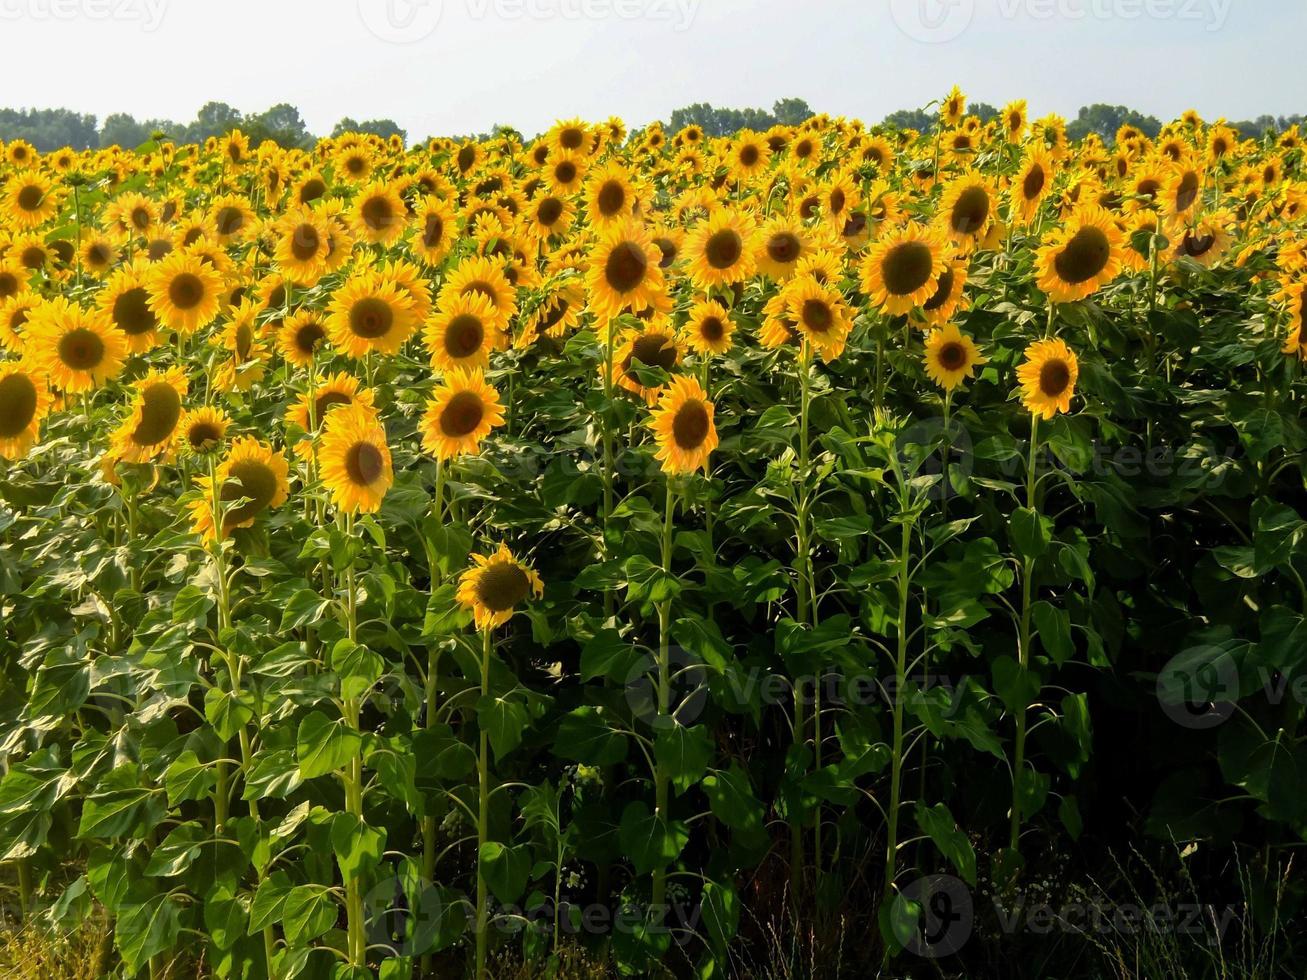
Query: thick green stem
[[420, 461, 444, 977], [883, 512, 913, 908], [476, 627, 493, 979], [651, 478, 676, 917], [1009, 414, 1041, 854]]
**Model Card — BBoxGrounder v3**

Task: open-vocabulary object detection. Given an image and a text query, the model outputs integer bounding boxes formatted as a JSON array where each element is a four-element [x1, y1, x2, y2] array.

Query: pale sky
[[0, 0, 1302, 140]]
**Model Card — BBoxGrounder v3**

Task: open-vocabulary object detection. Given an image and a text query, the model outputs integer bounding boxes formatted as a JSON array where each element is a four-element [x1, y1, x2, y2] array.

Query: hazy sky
[[0, 0, 1302, 139]]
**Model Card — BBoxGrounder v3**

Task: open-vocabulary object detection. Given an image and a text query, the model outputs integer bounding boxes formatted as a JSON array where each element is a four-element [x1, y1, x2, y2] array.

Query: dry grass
[[0, 914, 113, 980]]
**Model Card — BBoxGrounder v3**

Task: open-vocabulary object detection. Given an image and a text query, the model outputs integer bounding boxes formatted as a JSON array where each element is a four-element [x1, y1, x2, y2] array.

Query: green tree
[[1066, 104, 1162, 143]]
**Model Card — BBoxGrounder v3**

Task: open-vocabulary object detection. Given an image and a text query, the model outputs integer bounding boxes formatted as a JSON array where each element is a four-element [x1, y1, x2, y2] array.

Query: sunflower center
[[475, 561, 531, 612], [315, 391, 352, 420], [58, 328, 105, 371], [187, 422, 221, 449], [346, 156, 367, 175], [951, 186, 990, 234], [1175, 171, 1200, 212], [1180, 232, 1215, 257], [444, 313, 485, 358], [131, 206, 151, 230], [699, 316, 725, 342], [345, 441, 385, 486], [16, 185, 43, 212], [361, 196, 394, 232], [457, 146, 477, 172], [350, 297, 395, 338], [605, 240, 648, 292], [797, 140, 815, 159], [422, 213, 445, 248], [1136, 178, 1160, 200], [299, 178, 326, 203], [132, 382, 182, 445], [440, 390, 486, 437], [596, 181, 625, 216], [20, 247, 44, 270], [843, 212, 868, 237], [0, 272, 18, 299], [1022, 165, 1046, 200], [295, 320, 325, 354], [882, 241, 935, 296], [87, 244, 111, 266], [539, 300, 570, 331], [290, 224, 321, 261], [767, 232, 801, 264], [630, 333, 677, 372], [554, 161, 577, 185], [924, 268, 955, 311], [653, 238, 677, 268], [1039, 358, 1071, 397], [671, 400, 710, 450], [739, 145, 760, 167], [560, 127, 584, 150], [936, 341, 968, 371], [169, 273, 206, 311], [235, 323, 254, 360], [537, 197, 563, 227], [705, 229, 743, 270], [113, 287, 157, 335], [801, 299, 834, 334], [1053, 226, 1111, 285], [0, 373, 38, 437], [222, 460, 278, 527]]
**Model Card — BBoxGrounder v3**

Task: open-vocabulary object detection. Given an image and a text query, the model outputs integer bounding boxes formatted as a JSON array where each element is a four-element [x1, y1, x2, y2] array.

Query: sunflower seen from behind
[[1017, 338, 1079, 419], [649, 374, 719, 475], [317, 403, 392, 514], [457, 544, 543, 631]]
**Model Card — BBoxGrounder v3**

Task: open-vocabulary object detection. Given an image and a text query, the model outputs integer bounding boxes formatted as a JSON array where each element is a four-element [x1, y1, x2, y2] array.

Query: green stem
[[476, 627, 493, 980], [601, 329, 616, 619], [651, 478, 676, 918], [883, 504, 913, 910], [1009, 414, 1041, 855], [791, 349, 813, 895]]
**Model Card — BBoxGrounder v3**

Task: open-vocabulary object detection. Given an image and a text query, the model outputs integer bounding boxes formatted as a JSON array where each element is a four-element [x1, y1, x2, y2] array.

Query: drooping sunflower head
[[1016, 338, 1080, 419], [1035, 206, 1124, 303], [685, 208, 759, 289], [457, 543, 543, 630], [1162, 164, 1204, 218], [649, 374, 719, 476], [326, 271, 419, 358], [0, 363, 51, 460], [420, 368, 505, 461], [23, 299, 126, 394], [111, 366, 188, 463], [0, 293, 39, 353], [517, 283, 584, 348], [683, 299, 735, 356], [317, 404, 392, 515], [860, 222, 948, 316], [190, 436, 290, 542], [923, 322, 986, 392]]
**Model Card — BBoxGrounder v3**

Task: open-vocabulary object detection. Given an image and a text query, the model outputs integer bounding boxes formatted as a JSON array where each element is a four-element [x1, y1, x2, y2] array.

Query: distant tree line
[[0, 98, 1301, 153], [0, 102, 406, 152]]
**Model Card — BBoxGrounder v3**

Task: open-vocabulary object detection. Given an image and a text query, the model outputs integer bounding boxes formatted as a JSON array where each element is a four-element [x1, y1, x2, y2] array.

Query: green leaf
[[992, 656, 1040, 715], [145, 822, 208, 877], [701, 880, 739, 950], [914, 802, 976, 885], [331, 638, 384, 701], [296, 711, 362, 780], [1010, 507, 1052, 560], [205, 687, 254, 741], [579, 629, 642, 682], [653, 725, 714, 793], [164, 751, 216, 807], [477, 695, 530, 761], [1032, 602, 1074, 665], [331, 812, 386, 881], [554, 706, 628, 767], [479, 841, 532, 905], [115, 892, 182, 972], [280, 589, 333, 631], [618, 802, 688, 875], [248, 872, 293, 934], [78, 765, 163, 840], [282, 885, 337, 945]]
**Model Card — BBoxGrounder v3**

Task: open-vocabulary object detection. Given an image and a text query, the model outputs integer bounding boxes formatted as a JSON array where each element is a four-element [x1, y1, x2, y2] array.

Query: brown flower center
[[1053, 226, 1111, 285], [350, 297, 395, 338], [440, 390, 485, 437], [345, 441, 385, 486], [604, 240, 648, 292], [672, 400, 710, 450], [0, 373, 37, 437]]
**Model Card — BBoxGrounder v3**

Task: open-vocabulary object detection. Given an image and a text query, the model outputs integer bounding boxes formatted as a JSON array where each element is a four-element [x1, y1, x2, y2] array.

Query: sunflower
[[1281, 283, 1307, 358], [80, 235, 120, 278], [756, 216, 819, 281], [273, 206, 332, 283], [424, 291, 503, 373], [351, 181, 407, 246], [189, 437, 290, 542], [784, 276, 853, 361], [1035, 206, 1124, 303], [23, 300, 125, 393], [1017, 338, 1079, 419], [1012, 148, 1055, 225], [421, 368, 505, 461], [219, 300, 265, 364], [409, 196, 458, 266], [584, 161, 636, 228], [861, 222, 948, 316], [457, 543, 543, 630], [111, 366, 188, 463], [517, 282, 584, 348], [279, 310, 329, 367], [759, 291, 801, 350], [611, 323, 682, 404], [728, 132, 771, 183], [1170, 213, 1233, 268], [546, 152, 587, 194], [1002, 100, 1028, 141], [1162, 163, 1204, 219], [585, 218, 667, 324], [438, 255, 518, 334], [920, 258, 970, 326], [0, 256, 26, 301], [180, 405, 230, 455], [0, 293, 39, 352], [221, 130, 251, 167], [105, 192, 157, 239], [683, 299, 735, 356], [317, 404, 392, 514], [860, 136, 895, 173], [146, 252, 223, 334], [923, 322, 986, 391], [4, 173, 61, 230], [326, 271, 419, 358], [941, 85, 967, 127], [685, 209, 759, 289], [1207, 125, 1237, 165], [648, 375, 718, 475], [209, 194, 255, 244], [294, 172, 330, 206], [525, 191, 574, 242], [938, 172, 995, 252], [287, 371, 375, 435], [0, 363, 50, 459], [9, 234, 54, 275]]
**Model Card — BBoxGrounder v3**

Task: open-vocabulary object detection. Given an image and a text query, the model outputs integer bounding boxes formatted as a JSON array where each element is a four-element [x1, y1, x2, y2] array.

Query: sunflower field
[[0, 89, 1305, 979]]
